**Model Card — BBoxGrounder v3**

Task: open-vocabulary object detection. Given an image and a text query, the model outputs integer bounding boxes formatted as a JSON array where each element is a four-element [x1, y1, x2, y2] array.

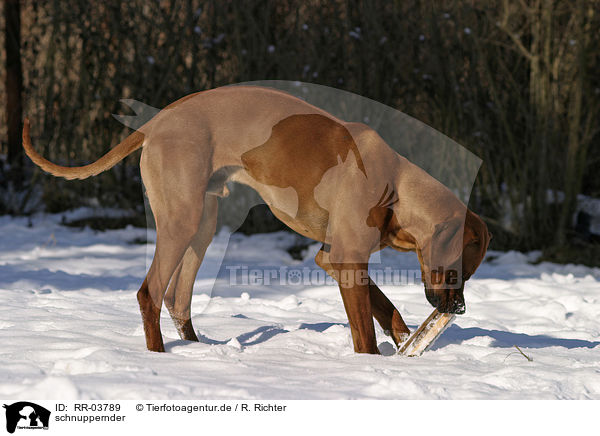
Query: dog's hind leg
[[137, 139, 211, 352], [164, 194, 218, 341], [137, 219, 201, 352]]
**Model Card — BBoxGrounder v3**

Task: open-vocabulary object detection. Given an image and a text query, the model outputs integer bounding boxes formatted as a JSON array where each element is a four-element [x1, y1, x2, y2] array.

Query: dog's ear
[[462, 210, 490, 276]]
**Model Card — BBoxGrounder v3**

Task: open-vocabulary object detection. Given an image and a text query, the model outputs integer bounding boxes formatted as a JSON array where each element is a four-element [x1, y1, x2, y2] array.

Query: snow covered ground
[[0, 211, 599, 400]]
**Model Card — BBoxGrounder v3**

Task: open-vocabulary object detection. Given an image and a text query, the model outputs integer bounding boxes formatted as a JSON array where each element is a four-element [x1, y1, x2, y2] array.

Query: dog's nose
[[426, 288, 466, 314], [446, 300, 466, 314], [437, 297, 466, 315]]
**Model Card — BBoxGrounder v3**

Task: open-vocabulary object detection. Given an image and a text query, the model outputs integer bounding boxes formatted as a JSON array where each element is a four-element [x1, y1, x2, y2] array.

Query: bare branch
[[496, 0, 533, 60]]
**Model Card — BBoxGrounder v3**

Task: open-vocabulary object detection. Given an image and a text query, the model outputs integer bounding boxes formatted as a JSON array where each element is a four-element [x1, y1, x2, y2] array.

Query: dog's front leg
[[368, 278, 410, 347], [339, 266, 379, 354], [315, 250, 379, 354]]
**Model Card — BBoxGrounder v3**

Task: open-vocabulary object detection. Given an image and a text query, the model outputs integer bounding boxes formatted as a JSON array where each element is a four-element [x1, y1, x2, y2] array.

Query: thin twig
[[514, 345, 533, 361]]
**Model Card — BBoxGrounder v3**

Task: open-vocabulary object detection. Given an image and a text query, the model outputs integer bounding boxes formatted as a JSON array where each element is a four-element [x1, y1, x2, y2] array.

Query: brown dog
[[23, 86, 491, 354]]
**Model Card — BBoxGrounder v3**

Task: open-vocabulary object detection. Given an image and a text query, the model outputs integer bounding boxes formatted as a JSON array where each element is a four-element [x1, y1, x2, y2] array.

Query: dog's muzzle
[[425, 286, 466, 314]]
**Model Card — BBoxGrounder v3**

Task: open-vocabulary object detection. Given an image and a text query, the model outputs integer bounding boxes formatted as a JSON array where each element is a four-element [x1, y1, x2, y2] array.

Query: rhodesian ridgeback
[[23, 85, 491, 354]]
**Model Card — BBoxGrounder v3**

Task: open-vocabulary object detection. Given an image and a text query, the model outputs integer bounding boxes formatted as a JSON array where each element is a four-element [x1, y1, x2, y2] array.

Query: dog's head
[[417, 209, 491, 314]]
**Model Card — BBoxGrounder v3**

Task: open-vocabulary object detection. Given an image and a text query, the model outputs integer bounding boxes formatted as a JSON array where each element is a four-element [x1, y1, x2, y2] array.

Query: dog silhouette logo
[[2, 402, 50, 434]]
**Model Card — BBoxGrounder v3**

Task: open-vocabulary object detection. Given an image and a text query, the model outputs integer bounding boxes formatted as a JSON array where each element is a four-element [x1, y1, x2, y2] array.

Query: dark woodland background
[[1, 0, 599, 264]]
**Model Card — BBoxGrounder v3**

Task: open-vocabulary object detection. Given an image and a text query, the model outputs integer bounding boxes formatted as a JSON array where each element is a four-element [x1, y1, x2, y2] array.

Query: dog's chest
[[231, 169, 329, 242]]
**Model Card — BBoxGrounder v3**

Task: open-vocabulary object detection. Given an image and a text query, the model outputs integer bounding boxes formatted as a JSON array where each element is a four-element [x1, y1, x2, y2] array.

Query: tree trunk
[[4, 0, 24, 186], [556, 0, 594, 246]]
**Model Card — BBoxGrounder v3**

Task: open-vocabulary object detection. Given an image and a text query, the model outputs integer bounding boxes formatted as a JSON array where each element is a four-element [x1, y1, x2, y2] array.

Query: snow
[[0, 212, 599, 399]]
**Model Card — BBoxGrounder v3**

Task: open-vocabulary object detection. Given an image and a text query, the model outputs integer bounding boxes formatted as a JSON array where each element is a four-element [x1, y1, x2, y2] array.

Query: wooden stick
[[399, 309, 456, 357]]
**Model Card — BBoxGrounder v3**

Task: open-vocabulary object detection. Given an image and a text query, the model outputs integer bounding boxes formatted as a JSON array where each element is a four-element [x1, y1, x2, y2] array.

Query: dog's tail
[[22, 118, 145, 180]]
